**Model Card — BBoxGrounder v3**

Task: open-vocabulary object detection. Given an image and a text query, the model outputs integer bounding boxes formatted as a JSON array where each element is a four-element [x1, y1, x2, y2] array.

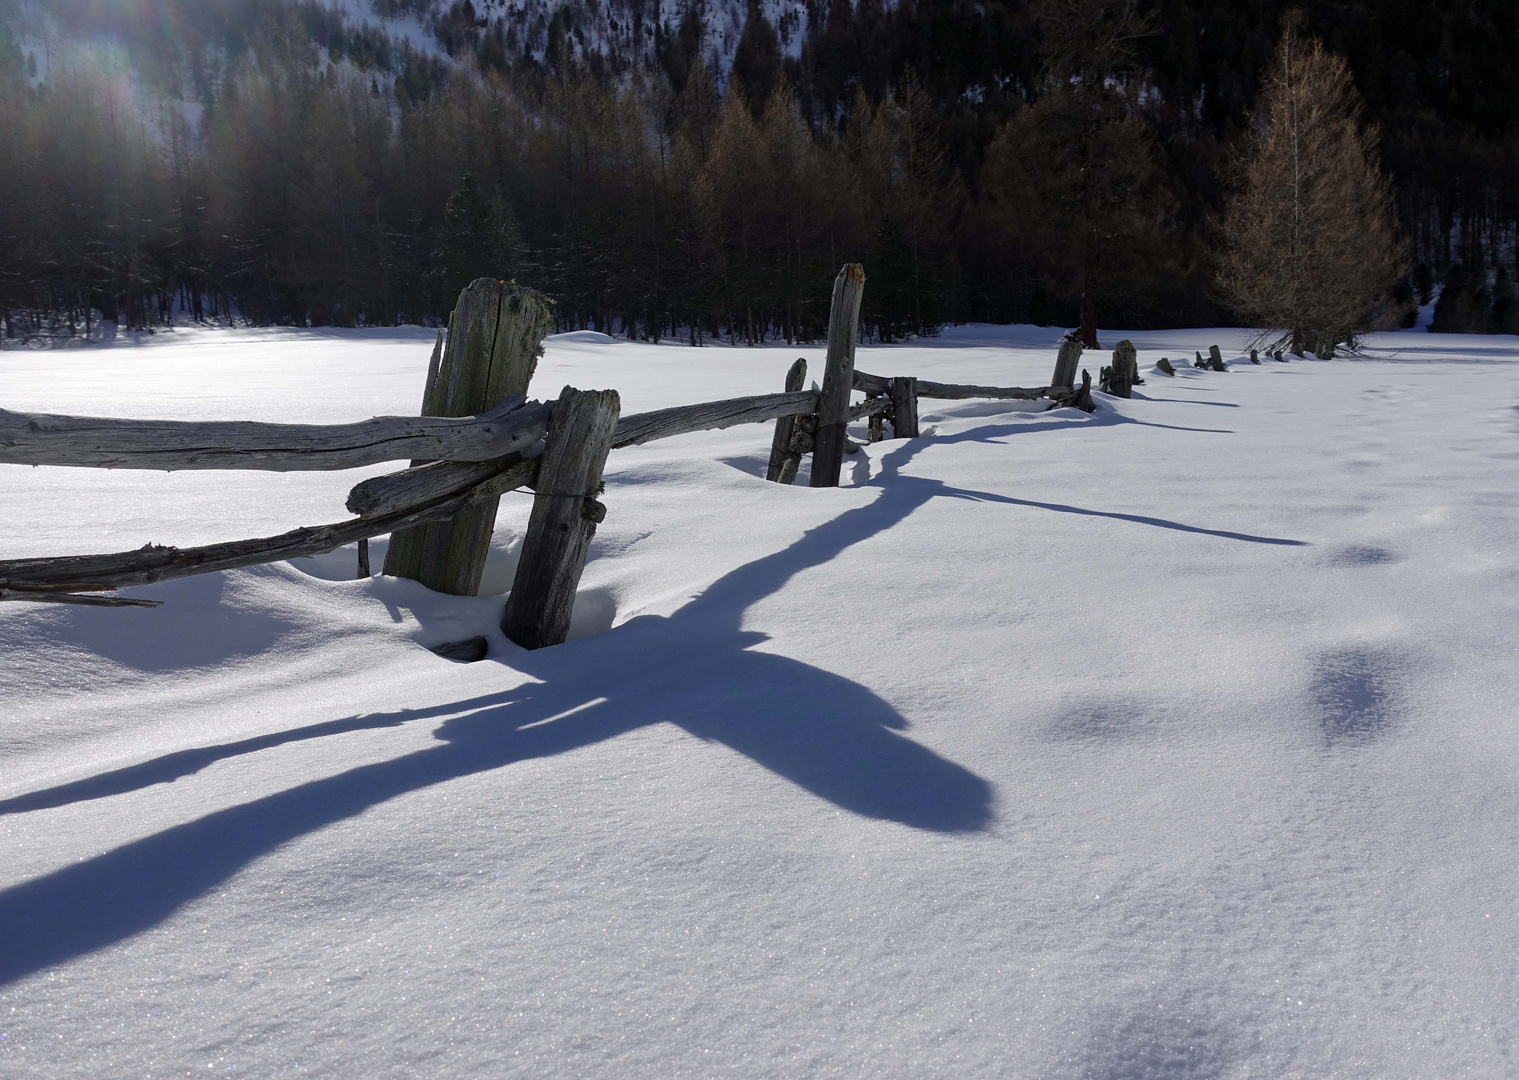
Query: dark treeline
[[0, 0, 1515, 341]]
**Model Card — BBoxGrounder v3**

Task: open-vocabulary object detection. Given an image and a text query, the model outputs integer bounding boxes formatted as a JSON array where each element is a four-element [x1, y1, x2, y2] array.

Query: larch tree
[[1216, 21, 1405, 356]]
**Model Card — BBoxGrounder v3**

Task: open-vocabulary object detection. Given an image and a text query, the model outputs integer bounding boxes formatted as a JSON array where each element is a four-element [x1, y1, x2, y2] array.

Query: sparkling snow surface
[[2, 325, 1517, 1077]]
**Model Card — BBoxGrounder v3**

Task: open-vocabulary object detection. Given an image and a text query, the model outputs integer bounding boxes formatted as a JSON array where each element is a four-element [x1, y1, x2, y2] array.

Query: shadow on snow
[[0, 439, 992, 984], [0, 425, 1311, 983]]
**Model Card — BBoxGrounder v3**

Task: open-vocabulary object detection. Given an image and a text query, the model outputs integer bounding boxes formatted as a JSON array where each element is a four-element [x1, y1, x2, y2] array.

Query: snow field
[[2, 324, 1517, 1077]]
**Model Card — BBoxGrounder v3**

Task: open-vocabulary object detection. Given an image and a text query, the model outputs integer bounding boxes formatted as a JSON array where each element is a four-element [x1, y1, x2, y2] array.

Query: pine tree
[[431, 173, 519, 308], [981, 0, 1175, 348], [1216, 21, 1405, 355]]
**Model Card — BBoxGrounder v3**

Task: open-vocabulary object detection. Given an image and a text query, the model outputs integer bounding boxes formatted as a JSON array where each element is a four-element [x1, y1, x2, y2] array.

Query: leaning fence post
[[1051, 330, 1083, 388], [809, 264, 866, 488], [383, 279, 553, 596], [889, 376, 919, 438], [501, 386, 620, 650], [765, 357, 807, 482]]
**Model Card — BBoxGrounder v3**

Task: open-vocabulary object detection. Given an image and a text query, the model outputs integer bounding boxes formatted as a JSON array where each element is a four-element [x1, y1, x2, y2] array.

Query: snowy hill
[[2, 326, 1518, 1075], [5, 0, 812, 97]]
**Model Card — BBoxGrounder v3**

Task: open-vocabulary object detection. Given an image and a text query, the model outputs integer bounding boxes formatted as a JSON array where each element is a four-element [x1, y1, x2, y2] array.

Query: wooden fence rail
[[0, 396, 552, 471], [0, 267, 1130, 647]]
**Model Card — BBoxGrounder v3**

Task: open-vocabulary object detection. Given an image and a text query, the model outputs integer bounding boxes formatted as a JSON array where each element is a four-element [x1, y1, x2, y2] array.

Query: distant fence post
[[765, 357, 807, 482], [1051, 330, 1083, 388], [889, 376, 919, 438], [501, 386, 620, 650], [810, 264, 866, 488], [866, 394, 886, 443], [1108, 339, 1138, 398], [384, 279, 553, 595]]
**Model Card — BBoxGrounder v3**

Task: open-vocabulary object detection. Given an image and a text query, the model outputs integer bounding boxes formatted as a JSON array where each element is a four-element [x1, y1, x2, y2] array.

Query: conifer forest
[[1, 0, 1515, 342]]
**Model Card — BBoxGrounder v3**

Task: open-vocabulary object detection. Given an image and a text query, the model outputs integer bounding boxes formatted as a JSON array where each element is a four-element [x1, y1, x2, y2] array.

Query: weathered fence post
[[1250, 348, 1260, 364], [765, 357, 807, 482], [384, 279, 553, 595], [1051, 330, 1083, 388], [1208, 344, 1225, 370], [889, 376, 919, 438], [810, 264, 866, 488], [501, 387, 620, 650], [357, 538, 370, 579], [866, 395, 886, 443], [1108, 339, 1138, 398]]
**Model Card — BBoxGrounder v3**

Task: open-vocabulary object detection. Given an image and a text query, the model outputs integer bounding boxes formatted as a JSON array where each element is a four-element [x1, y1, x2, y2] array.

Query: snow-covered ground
[[2, 324, 1517, 1077]]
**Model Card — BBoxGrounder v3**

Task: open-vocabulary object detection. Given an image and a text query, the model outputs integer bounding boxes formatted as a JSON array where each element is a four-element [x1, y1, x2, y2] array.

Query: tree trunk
[[1079, 291, 1099, 349]]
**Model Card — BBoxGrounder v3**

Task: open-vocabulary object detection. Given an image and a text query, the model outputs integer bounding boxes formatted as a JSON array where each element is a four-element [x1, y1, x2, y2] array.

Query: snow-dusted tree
[[1216, 22, 1404, 356]]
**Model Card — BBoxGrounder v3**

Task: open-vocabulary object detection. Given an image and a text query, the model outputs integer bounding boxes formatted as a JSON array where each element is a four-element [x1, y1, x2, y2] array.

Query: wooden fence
[[0, 267, 1117, 649]]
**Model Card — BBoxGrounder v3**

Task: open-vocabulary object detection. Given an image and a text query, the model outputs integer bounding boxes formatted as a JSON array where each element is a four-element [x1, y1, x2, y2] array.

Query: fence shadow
[[0, 439, 997, 985], [0, 420, 1313, 983]]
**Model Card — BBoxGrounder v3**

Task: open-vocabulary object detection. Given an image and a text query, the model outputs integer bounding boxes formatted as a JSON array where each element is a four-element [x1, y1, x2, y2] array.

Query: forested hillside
[[1, 0, 1514, 340]]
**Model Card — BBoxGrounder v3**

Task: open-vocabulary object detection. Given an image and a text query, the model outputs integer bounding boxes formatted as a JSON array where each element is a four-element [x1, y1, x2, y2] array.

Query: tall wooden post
[[810, 264, 866, 489], [384, 279, 553, 595], [889, 376, 919, 438], [1051, 330, 1083, 388], [501, 387, 620, 650], [765, 357, 807, 482]]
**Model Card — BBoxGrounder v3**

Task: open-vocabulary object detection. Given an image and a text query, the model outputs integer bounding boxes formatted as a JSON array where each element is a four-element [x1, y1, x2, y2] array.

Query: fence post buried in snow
[[501, 386, 621, 650], [866, 394, 886, 443], [1051, 330, 1083, 389], [810, 264, 866, 488], [889, 376, 919, 439], [1108, 339, 1138, 398], [383, 279, 553, 596], [766, 357, 807, 482]]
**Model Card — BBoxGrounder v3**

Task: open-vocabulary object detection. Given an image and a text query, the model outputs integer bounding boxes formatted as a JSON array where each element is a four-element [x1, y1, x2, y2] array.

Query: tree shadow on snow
[[0, 439, 998, 984]]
